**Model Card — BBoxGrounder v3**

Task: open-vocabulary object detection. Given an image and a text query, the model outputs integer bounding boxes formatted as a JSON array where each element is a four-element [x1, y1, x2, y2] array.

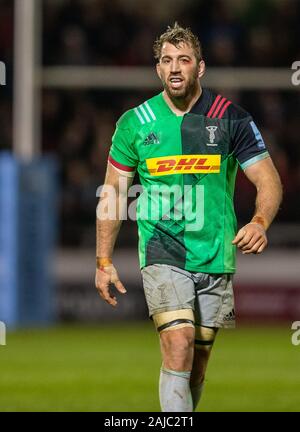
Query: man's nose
[[170, 59, 180, 73]]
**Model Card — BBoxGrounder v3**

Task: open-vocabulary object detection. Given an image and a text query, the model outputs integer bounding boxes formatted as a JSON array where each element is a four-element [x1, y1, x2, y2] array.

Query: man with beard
[[95, 23, 282, 411]]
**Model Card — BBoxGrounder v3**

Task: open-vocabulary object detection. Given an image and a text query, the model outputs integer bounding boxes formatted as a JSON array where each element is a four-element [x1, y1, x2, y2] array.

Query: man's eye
[[162, 59, 170, 64]]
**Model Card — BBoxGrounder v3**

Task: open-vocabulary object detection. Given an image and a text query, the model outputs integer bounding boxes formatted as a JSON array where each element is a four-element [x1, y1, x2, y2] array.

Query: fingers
[[237, 231, 254, 249], [232, 228, 246, 245], [99, 289, 117, 307], [95, 267, 127, 307], [95, 269, 117, 306], [97, 286, 117, 307], [241, 232, 261, 251], [242, 238, 267, 254], [257, 242, 266, 254], [232, 223, 267, 254], [95, 274, 117, 307], [114, 279, 127, 294], [110, 268, 127, 294]]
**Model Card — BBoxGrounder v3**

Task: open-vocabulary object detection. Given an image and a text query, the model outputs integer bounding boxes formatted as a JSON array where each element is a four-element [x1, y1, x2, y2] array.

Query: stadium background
[[0, 0, 299, 411]]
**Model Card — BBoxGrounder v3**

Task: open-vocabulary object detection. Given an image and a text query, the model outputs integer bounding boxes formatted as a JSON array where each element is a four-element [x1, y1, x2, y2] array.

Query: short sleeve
[[231, 116, 270, 170], [108, 116, 138, 177]]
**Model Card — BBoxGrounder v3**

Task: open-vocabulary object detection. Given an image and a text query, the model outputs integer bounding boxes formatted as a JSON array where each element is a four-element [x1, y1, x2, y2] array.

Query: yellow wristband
[[96, 257, 112, 269]]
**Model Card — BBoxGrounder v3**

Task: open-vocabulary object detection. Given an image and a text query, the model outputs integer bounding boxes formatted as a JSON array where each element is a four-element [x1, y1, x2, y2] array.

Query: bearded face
[[157, 42, 203, 101]]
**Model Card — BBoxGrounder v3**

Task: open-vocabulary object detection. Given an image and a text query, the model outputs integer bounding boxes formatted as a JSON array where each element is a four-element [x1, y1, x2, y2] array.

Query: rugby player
[[95, 23, 282, 412]]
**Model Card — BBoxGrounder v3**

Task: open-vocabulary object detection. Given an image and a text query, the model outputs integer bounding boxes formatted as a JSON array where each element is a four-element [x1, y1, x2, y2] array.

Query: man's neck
[[163, 85, 202, 116]]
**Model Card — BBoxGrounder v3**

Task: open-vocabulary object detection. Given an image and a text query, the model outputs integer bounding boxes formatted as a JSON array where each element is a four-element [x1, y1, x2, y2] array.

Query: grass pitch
[[0, 323, 299, 412]]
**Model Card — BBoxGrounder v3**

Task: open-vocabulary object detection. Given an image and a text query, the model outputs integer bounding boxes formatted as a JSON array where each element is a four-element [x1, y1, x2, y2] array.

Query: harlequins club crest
[[206, 126, 218, 146]]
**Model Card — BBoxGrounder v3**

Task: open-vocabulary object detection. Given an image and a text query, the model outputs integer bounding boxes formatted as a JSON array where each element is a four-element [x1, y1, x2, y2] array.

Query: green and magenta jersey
[[108, 89, 269, 273]]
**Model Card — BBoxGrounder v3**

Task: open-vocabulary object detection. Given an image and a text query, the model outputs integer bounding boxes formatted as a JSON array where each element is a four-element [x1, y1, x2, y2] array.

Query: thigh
[[141, 264, 196, 318], [194, 274, 235, 329]]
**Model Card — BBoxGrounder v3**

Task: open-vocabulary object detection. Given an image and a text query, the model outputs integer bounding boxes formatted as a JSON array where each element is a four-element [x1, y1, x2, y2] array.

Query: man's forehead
[[161, 41, 194, 57]]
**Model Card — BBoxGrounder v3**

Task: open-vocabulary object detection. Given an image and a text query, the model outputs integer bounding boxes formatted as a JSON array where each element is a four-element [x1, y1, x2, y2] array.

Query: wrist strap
[[96, 257, 112, 269], [250, 216, 267, 230]]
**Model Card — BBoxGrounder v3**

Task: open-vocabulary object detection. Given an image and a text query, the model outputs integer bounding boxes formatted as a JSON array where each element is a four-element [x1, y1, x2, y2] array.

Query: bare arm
[[95, 162, 134, 306], [96, 163, 133, 258], [232, 157, 283, 254]]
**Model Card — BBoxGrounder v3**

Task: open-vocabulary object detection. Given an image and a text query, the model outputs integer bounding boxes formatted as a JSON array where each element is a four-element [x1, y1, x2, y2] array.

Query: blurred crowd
[[0, 0, 299, 247], [43, 0, 300, 67]]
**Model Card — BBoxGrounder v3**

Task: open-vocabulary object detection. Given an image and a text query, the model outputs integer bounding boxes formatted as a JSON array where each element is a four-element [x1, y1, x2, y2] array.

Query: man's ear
[[198, 60, 206, 79], [156, 63, 161, 79]]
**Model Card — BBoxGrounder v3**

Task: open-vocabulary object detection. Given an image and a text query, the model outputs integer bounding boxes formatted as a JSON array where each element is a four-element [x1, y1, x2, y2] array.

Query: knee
[[161, 329, 194, 352], [160, 328, 195, 370]]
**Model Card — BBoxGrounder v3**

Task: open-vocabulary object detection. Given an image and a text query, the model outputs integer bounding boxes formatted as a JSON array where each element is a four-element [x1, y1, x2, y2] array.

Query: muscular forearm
[[96, 162, 133, 259], [96, 217, 122, 258], [251, 172, 283, 230], [233, 158, 283, 254], [96, 193, 126, 258]]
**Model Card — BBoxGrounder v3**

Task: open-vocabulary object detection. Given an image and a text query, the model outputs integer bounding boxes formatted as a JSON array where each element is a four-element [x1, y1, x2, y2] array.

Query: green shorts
[[141, 263, 235, 329]]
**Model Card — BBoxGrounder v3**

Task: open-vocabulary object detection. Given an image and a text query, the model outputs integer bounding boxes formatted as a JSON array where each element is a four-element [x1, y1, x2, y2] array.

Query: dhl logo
[[146, 154, 221, 176]]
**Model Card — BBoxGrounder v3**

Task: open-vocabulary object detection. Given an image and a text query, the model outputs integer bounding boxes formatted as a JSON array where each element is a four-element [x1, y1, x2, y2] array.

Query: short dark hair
[[153, 22, 203, 63]]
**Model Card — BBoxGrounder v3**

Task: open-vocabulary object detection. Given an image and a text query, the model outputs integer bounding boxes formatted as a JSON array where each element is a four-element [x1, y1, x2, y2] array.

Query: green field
[[0, 323, 299, 412]]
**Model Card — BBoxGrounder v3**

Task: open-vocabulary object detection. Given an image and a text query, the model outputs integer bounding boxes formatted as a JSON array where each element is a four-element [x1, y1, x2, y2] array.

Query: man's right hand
[[95, 263, 127, 307]]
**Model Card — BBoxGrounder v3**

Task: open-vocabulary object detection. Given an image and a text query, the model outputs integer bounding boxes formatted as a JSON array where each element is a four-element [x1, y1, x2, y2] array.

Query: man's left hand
[[232, 223, 268, 254]]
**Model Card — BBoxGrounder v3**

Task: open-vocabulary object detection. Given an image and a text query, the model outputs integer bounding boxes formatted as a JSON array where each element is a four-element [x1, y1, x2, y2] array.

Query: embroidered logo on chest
[[144, 132, 160, 146], [206, 126, 218, 146]]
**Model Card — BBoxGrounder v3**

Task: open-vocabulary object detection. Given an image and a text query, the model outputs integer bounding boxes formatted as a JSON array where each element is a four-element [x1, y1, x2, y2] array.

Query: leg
[[154, 309, 195, 412], [191, 273, 235, 410], [160, 325, 195, 371], [141, 264, 196, 412], [190, 326, 218, 411]]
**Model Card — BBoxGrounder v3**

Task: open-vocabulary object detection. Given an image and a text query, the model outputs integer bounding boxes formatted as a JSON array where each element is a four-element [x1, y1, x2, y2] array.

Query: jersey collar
[[189, 88, 214, 116], [159, 88, 213, 117]]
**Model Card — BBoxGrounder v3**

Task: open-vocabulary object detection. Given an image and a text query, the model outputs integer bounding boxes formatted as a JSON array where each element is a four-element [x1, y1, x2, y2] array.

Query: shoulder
[[205, 89, 252, 121], [116, 109, 138, 130], [117, 94, 161, 129], [225, 101, 252, 121]]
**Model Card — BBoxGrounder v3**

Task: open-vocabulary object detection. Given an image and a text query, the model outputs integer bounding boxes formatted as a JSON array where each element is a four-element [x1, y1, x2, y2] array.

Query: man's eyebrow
[[161, 54, 192, 60]]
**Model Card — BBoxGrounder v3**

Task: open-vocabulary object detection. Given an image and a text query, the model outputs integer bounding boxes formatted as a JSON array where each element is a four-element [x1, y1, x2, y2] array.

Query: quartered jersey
[[108, 88, 269, 273]]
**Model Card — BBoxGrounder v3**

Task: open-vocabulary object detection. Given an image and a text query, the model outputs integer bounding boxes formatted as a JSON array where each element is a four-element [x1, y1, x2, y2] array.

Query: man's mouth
[[169, 77, 184, 89]]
